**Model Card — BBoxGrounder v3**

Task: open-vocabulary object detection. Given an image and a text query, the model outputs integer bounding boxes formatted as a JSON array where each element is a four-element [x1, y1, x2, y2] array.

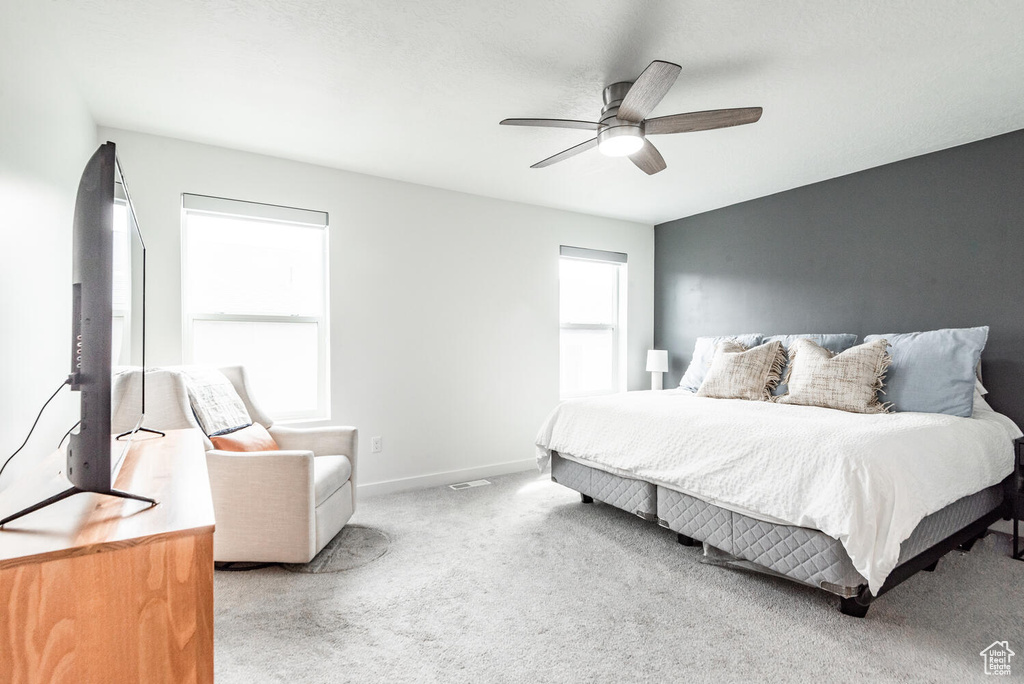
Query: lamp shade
[[646, 349, 668, 373]]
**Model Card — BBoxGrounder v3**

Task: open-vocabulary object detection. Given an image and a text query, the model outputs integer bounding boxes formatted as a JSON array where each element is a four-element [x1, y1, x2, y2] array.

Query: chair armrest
[[205, 449, 317, 562], [268, 425, 358, 502], [206, 448, 315, 461], [268, 425, 357, 458], [205, 449, 316, 502]]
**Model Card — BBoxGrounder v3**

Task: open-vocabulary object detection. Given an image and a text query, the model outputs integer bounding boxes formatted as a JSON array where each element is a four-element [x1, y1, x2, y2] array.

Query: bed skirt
[[549, 450, 1003, 598]]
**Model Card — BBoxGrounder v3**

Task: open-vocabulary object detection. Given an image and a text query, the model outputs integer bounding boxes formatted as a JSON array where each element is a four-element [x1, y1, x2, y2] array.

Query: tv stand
[[0, 429, 213, 683], [0, 485, 157, 527], [116, 425, 166, 441]]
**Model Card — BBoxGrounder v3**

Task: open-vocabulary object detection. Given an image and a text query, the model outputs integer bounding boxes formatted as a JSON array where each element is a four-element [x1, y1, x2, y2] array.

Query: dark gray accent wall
[[655, 129, 1024, 428]]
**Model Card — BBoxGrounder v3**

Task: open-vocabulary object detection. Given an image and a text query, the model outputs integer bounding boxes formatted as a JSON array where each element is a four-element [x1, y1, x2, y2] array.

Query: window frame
[[558, 246, 628, 400], [180, 194, 330, 422], [111, 197, 132, 366]]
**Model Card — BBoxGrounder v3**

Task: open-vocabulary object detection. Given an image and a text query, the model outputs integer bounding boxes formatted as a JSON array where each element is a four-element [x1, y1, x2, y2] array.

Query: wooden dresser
[[0, 429, 214, 684]]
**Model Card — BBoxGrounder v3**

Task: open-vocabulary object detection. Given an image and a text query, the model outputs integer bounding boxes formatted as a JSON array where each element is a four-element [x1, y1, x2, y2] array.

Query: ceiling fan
[[500, 60, 762, 175]]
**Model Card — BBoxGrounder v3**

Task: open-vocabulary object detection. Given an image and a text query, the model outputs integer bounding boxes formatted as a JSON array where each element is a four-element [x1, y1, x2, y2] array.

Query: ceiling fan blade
[[530, 137, 599, 168], [617, 60, 682, 123], [644, 107, 763, 135], [500, 118, 603, 131], [629, 140, 667, 175]]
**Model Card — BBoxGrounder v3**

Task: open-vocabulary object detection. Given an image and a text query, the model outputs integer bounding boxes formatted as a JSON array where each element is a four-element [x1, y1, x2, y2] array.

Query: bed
[[536, 389, 1022, 617]]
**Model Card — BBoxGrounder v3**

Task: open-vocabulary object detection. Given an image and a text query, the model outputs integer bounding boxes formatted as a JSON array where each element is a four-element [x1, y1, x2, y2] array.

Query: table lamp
[[646, 350, 669, 390]]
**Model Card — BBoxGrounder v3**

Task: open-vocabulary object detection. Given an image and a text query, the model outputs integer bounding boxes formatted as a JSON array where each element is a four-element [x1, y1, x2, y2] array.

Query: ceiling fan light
[[597, 126, 644, 157]]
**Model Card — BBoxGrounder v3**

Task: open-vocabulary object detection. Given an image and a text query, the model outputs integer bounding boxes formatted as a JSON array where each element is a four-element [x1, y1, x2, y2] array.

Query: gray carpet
[[214, 471, 1024, 683]]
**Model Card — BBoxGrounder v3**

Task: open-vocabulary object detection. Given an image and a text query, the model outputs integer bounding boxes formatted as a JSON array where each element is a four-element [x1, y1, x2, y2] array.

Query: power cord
[[58, 420, 81, 450], [0, 379, 70, 486]]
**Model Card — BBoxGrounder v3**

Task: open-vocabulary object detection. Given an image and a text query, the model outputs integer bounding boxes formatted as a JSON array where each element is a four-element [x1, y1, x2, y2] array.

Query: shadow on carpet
[[281, 524, 390, 574]]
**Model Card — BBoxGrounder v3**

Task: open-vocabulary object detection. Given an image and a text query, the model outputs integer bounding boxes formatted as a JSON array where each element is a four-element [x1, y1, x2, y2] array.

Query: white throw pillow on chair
[[181, 367, 252, 436]]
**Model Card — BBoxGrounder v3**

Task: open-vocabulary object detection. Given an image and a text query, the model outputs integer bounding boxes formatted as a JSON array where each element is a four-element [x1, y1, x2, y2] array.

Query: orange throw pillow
[[210, 423, 280, 452]]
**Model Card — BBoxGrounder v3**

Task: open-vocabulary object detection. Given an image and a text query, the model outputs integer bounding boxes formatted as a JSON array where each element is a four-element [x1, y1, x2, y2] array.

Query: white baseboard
[[357, 458, 536, 498]]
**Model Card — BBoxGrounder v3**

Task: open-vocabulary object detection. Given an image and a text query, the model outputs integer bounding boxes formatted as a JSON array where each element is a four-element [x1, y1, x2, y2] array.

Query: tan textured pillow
[[778, 338, 892, 413], [697, 340, 786, 401]]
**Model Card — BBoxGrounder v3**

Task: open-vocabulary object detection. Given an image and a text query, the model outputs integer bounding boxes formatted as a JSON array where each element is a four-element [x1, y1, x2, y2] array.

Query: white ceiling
[[20, 0, 1024, 224]]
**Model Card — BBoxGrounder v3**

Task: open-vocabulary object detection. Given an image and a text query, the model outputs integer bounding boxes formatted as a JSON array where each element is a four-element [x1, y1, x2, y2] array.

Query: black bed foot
[[676, 533, 699, 547], [580, 494, 594, 504], [958, 530, 986, 552], [923, 560, 938, 572], [839, 594, 872, 618]]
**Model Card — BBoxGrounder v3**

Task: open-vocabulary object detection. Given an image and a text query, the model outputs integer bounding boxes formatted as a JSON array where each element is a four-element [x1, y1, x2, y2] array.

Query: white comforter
[[535, 390, 1021, 594]]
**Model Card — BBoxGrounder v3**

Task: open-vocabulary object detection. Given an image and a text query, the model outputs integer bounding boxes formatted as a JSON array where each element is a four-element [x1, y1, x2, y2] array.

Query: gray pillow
[[764, 333, 859, 396], [863, 326, 988, 417], [679, 334, 763, 391], [181, 367, 253, 436]]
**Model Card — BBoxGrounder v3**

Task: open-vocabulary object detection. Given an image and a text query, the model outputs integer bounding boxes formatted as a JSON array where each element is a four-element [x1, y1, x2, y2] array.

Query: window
[[559, 246, 627, 399], [111, 199, 132, 365], [182, 194, 329, 420]]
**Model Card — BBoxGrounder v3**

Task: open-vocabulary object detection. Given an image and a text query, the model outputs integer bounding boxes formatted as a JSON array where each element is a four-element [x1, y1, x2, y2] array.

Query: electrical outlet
[[371, 436, 382, 453]]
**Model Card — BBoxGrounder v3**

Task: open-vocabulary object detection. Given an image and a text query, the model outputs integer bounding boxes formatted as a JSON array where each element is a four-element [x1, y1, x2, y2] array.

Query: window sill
[[272, 413, 331, 427]]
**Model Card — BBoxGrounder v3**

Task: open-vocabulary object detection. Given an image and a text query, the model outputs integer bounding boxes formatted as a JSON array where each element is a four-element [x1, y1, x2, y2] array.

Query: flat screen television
[[0, 142, 158, 527]]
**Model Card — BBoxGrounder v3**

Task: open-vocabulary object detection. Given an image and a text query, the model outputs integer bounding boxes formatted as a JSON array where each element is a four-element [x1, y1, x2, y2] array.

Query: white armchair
[[112, 365, 357, 563]]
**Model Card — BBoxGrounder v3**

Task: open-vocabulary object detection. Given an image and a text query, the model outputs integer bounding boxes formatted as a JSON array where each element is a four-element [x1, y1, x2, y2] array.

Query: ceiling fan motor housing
[[598, 81, 644, 156]]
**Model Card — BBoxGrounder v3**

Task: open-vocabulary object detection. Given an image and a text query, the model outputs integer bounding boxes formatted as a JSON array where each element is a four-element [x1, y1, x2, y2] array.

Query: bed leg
[[839, 587, 873, 618], [958, 530, 986, 553], [676, 533, 699, 547], [923, 560, 938, 572], [580, 493, 593, 504]]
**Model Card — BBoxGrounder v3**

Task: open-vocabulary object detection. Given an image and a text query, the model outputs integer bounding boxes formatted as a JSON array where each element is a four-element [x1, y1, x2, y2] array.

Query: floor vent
[[449, 479, 492, 491]]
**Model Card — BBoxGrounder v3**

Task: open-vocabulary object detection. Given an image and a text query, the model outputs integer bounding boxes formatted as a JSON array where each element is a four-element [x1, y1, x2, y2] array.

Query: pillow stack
[[679, 326, 988, 417]]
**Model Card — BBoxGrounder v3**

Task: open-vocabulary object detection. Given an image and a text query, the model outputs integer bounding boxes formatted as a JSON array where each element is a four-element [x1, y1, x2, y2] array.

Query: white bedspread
[[535, 390, 1021, 594]]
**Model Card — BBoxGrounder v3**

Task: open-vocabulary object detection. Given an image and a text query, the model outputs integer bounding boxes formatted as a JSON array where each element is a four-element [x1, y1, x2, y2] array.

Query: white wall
[[100, 127, 654, 493], [0, 11, 97, 494]]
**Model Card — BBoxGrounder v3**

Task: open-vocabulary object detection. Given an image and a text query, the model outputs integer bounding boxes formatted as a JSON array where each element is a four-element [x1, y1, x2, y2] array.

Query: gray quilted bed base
[[549, 451, 1003, 598], [550, 453, 657, 521], [658, 483, 1002, 597]]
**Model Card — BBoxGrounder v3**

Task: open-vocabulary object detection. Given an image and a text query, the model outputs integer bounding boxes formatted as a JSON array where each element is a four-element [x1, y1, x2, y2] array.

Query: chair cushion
[[314, 455, 353, 506], [210, 423, 279, 452]]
